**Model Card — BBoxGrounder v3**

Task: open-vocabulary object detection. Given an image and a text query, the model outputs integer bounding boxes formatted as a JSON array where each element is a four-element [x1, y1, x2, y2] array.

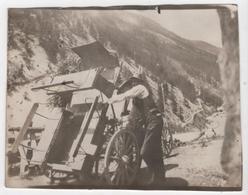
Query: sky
[[139, 9, 222, 47]]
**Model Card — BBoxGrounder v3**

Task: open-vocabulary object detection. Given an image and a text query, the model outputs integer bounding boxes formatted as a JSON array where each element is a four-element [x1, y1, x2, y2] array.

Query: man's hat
[[117, 77, 144, 94]]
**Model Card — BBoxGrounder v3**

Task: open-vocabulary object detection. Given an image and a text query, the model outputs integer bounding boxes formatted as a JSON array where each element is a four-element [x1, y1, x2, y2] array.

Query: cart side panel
[[30, 113, 62, 165], [80, 103, 109, 175], [43, 110, 73, 164], [46, 111, 81, 163], [46, 104, 93, 164], [69, 96, 99, 159], [69, 103, 109, 174]]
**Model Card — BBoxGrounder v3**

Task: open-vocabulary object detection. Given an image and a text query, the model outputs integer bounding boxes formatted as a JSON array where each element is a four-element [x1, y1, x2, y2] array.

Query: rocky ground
[[6, 112, 230, 190], [8, 120, 229, 190], [6, 137, 227, 190], [164, 137, 227, 188]]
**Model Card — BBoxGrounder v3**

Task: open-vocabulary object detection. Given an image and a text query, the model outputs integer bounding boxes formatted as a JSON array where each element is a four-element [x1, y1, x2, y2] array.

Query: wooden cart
[[10, 67, 141, 186], [8, 42, 173, 186]]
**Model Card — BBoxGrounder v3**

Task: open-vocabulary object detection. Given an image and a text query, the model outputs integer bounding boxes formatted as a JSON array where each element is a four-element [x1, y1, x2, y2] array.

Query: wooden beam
[[69, 96, 99, 158], [31, 81, 74, 91], [8, 127, 44, 133], [11, 103, 39, 153], [49, 163, 73, 172], [46, 87, 93, 95]]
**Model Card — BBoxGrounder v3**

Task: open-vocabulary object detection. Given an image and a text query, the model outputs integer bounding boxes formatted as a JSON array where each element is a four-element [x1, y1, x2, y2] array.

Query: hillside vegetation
[[7, 9, 223, 132]]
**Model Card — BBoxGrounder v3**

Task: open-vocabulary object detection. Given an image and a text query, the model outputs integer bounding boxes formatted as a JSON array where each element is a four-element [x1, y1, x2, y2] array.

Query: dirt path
[[6, 137, 227, 189], [6, 111, 228, 189], [164, 137, 227, 188]]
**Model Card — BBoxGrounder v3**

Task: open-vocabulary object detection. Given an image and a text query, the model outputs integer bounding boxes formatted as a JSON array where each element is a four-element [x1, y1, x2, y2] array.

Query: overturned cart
[[11, 68, 140, 185]]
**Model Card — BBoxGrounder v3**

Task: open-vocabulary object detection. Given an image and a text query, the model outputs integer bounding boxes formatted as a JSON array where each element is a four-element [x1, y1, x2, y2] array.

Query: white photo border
[[1, 0, 247, 195]]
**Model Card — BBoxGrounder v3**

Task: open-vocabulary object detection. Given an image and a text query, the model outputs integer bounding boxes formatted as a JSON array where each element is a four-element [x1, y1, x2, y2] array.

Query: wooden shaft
[[31, 81, 74, 91], [46, 87, 93, 95], [11, 103, 39, 153]]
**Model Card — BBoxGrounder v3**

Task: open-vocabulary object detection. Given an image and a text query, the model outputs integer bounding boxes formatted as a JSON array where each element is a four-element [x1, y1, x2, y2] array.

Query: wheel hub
[[121, 155, 129, 164]]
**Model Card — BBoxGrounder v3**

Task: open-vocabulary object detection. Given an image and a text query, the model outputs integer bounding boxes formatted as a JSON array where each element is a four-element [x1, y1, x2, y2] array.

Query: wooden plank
[[91, 103, 109, 145], [42, 110, 73, 164], [8, 127, 20, 132], [70, 103, 109, 171], [31, 81, 74, 91], [32, 69, 98, 94], [50, 163, 73, 172], [69, 96, 99, 158], [51, 69, 97, 90], [8, 127, 44, 134], [29, 112, 62, 165], [46, 87, 93, 95], [18, 145, 29, 177], [11, 103, 39, 153]]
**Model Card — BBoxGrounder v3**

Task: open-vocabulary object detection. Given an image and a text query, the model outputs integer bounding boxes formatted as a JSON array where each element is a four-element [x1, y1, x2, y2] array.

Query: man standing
[[109, 75, 165, 185]]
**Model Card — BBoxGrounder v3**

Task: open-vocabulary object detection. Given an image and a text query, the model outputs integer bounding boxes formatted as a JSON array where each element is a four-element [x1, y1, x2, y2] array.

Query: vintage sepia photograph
[[5, 5, 241, 190]]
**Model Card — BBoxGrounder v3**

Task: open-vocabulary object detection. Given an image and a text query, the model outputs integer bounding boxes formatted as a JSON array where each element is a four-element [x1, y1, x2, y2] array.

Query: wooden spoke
[[104, 130, 140, 186], [109, 156, 120, 161], [124, 135, 132, 152], [126, 143, 134, 154], [117, 136, 124, 155], [114, 139, 121, 157]]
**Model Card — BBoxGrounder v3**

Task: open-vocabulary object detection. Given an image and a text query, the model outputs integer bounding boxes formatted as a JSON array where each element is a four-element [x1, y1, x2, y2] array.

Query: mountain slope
[[7, 9, 223, 132], [8, 9, 220, 85]]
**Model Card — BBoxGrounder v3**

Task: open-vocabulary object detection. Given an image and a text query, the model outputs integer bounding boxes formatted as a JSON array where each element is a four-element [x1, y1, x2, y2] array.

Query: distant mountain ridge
[[191, 40, 220, 55]]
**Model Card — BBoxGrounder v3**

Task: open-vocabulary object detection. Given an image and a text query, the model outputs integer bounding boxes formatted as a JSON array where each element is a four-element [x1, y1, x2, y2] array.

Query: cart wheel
[[161, 127, 173, 158], [104, 130, 140, 186]]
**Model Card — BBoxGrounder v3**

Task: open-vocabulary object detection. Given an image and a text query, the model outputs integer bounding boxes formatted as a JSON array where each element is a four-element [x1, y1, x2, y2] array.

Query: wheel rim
[[104, 130, 140, 186], [162, 127, 173, 157]]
